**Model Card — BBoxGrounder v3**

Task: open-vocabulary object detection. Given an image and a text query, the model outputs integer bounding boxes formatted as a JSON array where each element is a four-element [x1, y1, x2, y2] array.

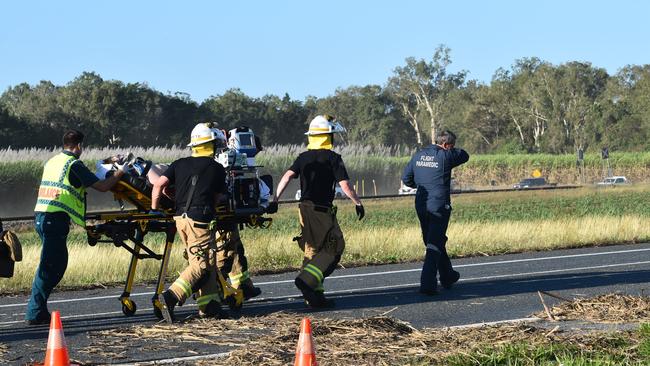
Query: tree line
[[2, 45, 650, 154]]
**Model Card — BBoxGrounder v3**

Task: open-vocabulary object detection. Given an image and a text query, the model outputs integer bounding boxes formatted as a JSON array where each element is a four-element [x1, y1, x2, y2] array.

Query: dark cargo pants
[[26, 212, 70, 321], [416, 205, 454, 292]]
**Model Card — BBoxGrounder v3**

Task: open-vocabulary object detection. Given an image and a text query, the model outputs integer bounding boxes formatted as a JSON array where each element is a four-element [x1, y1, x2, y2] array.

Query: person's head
[[305, 114, 346, 150], [435, 130, 457, 150], [62, 130, 85, 157], [187, 122, 226, 157]]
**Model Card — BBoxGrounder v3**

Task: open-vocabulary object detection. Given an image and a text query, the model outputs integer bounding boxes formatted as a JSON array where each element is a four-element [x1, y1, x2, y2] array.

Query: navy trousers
[[416, 205, 454, 292], [25, 212, 70, 321]]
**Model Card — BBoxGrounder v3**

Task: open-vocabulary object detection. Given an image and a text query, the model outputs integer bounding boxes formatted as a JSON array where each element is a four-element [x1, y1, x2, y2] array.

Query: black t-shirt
[[162, 157, 226, 221], [289, 150, 349, 207]]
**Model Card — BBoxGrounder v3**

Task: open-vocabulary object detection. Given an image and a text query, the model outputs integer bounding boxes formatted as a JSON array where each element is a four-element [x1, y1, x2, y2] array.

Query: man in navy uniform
[[402, 130, 469, 295]]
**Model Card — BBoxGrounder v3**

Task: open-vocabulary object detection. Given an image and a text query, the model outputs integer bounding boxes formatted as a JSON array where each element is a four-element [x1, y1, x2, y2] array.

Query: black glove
[[355, 204, 365, 221], [267, 201, 278, 214]]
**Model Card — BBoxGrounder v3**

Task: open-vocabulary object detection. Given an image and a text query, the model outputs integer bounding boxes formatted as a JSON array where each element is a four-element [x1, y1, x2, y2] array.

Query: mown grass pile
[[77, 295, 650, 365], [2, 185, 649, 293]]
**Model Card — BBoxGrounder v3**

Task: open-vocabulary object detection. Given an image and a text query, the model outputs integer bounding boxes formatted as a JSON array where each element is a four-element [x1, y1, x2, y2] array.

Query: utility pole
[[601, 147, 611, 179], [577, 148, 584, 184]]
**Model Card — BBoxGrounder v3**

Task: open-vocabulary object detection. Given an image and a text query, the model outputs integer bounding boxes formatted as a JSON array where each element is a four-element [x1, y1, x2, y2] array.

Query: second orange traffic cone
[[40, 311, 78, 366], [294, 317, 317, 366]]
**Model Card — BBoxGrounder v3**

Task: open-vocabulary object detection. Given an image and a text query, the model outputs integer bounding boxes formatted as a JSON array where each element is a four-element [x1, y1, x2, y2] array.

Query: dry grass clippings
[[0, 342, 8, 363], [536, 293, 650, 323], [84, 305, 646, 365]]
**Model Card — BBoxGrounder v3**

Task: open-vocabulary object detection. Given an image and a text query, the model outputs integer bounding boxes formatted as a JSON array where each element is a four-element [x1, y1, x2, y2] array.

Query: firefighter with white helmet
[[214, 125, 263, 301], [152, 122, 230, 322], [274, 114, 364, 308]]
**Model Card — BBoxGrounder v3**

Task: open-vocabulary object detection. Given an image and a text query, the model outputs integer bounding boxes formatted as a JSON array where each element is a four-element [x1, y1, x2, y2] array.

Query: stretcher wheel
[[121, 299, 137, 316], [153, 305, 163, 320]]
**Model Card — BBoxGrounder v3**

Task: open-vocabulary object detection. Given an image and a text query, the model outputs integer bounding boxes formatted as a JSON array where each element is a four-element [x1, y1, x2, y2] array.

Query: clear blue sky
[[1, 0, 648, 102]]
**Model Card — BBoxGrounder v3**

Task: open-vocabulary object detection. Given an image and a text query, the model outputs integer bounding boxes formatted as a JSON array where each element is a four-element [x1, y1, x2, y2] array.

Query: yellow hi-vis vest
[[34, 153, 86, 226]]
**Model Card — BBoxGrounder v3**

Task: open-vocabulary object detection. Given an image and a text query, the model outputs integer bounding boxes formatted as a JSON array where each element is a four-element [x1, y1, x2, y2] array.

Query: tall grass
[[2, 186, 649, 293], [2, 145, 649, 186]]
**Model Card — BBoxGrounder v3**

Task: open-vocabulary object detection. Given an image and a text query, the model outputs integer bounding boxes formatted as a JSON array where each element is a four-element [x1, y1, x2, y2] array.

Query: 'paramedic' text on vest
[[416, 156, 439, 168]]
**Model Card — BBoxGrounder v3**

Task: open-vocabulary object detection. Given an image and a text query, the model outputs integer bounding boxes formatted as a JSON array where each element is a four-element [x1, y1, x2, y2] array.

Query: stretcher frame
[[85, 179, 271, 319]]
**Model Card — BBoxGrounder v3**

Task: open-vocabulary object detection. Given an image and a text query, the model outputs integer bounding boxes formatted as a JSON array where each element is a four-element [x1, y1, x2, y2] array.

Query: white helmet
[[305, 115, 346, 135], [187, 122, 225, 147]]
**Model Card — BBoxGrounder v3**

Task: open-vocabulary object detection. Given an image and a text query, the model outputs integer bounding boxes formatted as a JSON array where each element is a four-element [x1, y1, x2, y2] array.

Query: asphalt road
[[1, 242, 650, 365]]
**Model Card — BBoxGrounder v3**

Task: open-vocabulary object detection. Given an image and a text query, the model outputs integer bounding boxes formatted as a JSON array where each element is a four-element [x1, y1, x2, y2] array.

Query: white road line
[[0, 292, 157, 309], [313, 246, 650, 282], [106, 352, 230, 366], [446, 317, 542, 329], [1, 246, 648, 309], [3, 259, 648, 326]]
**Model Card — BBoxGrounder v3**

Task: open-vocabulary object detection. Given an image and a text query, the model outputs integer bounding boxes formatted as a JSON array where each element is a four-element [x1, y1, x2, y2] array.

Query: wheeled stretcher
[[86, 160, 273, 319]]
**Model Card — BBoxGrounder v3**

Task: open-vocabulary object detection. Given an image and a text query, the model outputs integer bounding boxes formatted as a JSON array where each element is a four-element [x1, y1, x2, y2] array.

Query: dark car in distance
[[513, 177, 553, 189]]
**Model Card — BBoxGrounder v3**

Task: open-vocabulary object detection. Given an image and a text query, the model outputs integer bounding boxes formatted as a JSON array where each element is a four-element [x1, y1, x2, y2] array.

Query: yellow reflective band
[[192, 136, 213, 142], [229, 271, 249, 286], [304, 264, 323, 283], [315, 284, 324, 293], [230, 272, 244, 280], [309, 127, 331, 131], [173, 278, 192, 298], [196, 293, 221, 306]]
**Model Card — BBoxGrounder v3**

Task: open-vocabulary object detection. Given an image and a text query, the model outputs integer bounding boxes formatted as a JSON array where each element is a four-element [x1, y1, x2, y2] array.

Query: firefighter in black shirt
[[152, 123, 229, 322], [274, 115, 364, 308]]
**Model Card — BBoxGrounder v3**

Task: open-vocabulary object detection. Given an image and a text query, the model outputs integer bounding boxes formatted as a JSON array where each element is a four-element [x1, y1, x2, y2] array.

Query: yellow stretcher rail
[[85, 180, 271, 319]]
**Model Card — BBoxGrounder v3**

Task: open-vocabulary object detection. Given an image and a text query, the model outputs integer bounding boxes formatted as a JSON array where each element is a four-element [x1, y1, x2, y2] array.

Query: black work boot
[[295, 278, 335, 308], [199, 300, 229, 320], [25, 312, 51, 326], [441, 270, 461, 290], [419, 288, 439, 296], [158, 290, 178, 324], [311, 291, 336, 308], [241, 283, 262, 300]]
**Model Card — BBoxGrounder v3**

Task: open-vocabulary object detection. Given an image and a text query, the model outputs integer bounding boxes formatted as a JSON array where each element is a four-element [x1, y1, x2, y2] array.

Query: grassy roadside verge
[[60, 294, 650, 365], [2, 186, 649, 293]]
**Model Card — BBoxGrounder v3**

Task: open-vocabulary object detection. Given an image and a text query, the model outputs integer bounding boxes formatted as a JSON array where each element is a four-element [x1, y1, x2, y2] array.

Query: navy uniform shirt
[[62, 151, 100, 189], [402, 145, 469, 213]]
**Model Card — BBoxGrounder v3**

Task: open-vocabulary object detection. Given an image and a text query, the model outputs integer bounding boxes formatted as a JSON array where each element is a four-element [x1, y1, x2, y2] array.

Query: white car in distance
[[597, 176, 630, 186], [398, 179, 458, 195]]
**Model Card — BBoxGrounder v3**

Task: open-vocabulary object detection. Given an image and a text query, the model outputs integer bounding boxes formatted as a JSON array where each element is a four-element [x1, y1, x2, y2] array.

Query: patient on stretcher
[[95, 153, 272, 214], [95, 155, 174, 209]]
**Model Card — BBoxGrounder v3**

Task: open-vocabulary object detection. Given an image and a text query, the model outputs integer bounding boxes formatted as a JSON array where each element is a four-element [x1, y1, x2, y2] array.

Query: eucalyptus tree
[[387, 45, 466, 145]]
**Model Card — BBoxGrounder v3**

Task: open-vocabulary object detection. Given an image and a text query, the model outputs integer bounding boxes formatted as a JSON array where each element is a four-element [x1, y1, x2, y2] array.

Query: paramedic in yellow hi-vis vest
[[274, 115, 364, 308], [152, 123, 229, 323], [26, 130, 127, 325]]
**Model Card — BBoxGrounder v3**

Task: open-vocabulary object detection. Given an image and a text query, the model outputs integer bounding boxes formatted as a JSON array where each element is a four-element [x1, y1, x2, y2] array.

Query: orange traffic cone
[[40, 311, 78, 366], [294, 317, 317, 366]]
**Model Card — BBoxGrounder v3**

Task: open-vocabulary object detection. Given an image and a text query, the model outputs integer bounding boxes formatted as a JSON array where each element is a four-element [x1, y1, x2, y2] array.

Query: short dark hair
[[435, 130, 457, 145], [62, 130, 84, 148]]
